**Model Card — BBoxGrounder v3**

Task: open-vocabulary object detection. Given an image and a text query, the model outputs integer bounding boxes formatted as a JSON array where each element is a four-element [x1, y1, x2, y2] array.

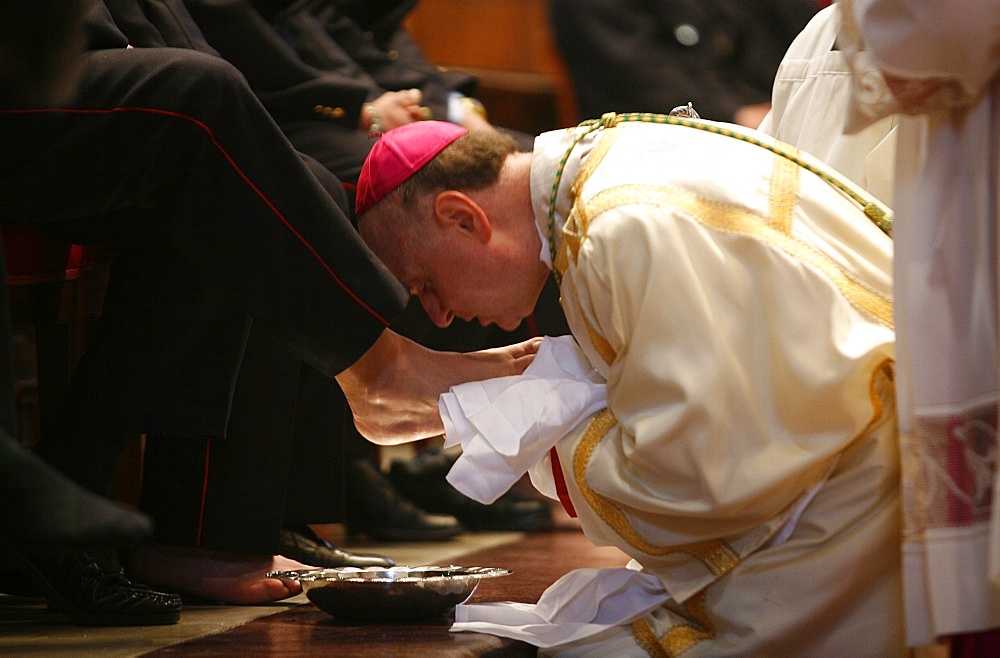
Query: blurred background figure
[[759, 1, 1000, 652], [757, 2, 897, 206], [549, 0, 827, 128], [837, 0, 1000, 654]]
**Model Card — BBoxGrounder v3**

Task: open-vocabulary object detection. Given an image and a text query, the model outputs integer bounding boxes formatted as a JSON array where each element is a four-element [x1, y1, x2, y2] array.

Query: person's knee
[[152, 49, 253, 108], [83, 47, 256, 121]]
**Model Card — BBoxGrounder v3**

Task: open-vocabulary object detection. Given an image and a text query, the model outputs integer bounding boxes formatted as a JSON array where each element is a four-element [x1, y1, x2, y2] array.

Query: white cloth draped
[[452, 564, 669, 650], [441, 335, 606, 505]]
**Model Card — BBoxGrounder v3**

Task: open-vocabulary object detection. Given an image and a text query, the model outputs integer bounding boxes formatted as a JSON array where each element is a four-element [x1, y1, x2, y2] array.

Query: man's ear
[[433, 191, 491, 243]]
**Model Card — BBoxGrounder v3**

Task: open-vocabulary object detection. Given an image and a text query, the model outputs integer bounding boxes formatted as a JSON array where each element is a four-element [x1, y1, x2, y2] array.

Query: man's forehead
[[372, 233, 423, 289]]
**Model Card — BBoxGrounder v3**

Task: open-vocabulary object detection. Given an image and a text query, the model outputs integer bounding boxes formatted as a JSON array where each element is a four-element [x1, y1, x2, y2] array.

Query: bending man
[[356, 118, 900, 655]]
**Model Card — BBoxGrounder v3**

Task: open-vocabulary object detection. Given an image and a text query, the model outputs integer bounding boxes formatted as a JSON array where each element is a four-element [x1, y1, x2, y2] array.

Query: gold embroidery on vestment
[[558, 126, 623, 362], [632, 591, 716, 657], [573, 410, 741, 575], [573, 126, 621, 201], [581, 184, 893, 328], [560, 207, 582, 269], [768, 148, 801, 234], [632, 617, 670, 657], [863, 358, 895, 451], [579, 309, 617, 366], [557, 125, 624, 282]]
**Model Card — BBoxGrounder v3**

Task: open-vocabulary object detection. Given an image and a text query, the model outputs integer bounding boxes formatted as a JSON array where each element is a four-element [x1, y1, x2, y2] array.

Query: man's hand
[[459, 109, 493, 132], [335, 330, 541, 445], [363, 88, 424, 131]]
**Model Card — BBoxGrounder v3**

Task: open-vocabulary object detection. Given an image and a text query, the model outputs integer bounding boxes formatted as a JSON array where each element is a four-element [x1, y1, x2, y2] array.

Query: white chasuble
[[448, 120, 901, 656]]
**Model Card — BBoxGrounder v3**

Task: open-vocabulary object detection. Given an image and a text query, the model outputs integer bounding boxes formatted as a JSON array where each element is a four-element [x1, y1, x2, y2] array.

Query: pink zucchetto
[[355, 121, 469, 217]]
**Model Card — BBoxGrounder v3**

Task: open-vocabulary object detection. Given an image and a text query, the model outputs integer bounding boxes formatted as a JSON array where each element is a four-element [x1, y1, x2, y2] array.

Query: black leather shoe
[[346, 459, 466, 542], [279, 525, 395, 568], [8, 546, 181, 626], [389, 449, 554, 532]]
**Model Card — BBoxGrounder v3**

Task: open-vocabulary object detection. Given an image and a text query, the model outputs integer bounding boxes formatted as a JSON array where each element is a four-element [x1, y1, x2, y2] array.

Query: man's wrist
[[460, 97, 487, 122], [446, 93, 488, 124]]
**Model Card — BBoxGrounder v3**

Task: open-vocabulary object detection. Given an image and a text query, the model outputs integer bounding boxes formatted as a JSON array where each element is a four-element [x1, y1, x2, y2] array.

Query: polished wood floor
[[154, 520, 625, 657], [1, 507, 630, 657]]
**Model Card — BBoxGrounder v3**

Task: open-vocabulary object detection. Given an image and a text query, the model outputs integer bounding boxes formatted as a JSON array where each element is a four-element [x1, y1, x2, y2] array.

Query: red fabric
[[2, 224, 83, 283], [197, 438, 212, 548], [355, 121, 467, 217], [550, 446, 577, 518], [950, 628, 1000, 658]]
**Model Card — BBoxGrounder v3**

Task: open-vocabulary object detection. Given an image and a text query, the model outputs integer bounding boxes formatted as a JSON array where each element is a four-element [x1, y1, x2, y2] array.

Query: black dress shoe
[[389, 449, 554, 532], [279, 525, 395, 568], [346, 459, 466, 542], [7, 546, 181, 626]]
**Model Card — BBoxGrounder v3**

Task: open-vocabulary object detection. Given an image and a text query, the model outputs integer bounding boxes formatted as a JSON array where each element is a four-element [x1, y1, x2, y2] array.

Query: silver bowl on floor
[[267, 565, 512, 621]]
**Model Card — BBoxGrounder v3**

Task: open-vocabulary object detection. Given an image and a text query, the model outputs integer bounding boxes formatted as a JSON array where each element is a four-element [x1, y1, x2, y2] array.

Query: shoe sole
[[47, 599, 182, 626]]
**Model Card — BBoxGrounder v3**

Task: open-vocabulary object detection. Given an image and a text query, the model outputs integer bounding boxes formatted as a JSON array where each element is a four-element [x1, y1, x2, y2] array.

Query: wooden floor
[[1, 507, 630, 657]]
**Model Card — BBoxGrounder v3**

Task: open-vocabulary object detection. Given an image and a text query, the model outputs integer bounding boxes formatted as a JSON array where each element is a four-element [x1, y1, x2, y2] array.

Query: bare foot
[[127, 544, 314, 604], [336, 331, 542, 445]]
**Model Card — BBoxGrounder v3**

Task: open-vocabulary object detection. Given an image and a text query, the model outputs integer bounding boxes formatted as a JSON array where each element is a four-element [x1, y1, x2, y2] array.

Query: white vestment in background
[[757, 4, 897, 206], [838, 0, 1000, 645]]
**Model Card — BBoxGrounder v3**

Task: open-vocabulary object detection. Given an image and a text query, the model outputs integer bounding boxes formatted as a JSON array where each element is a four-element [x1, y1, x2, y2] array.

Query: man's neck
[[505, 151, 539, 235]]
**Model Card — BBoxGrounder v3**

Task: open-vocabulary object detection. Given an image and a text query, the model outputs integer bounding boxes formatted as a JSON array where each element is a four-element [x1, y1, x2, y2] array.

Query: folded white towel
[[440, 335, 607, 504]]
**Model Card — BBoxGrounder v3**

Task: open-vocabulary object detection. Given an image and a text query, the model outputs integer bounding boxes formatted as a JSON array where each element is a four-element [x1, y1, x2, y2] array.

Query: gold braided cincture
[[546, 112, 894, 281]]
